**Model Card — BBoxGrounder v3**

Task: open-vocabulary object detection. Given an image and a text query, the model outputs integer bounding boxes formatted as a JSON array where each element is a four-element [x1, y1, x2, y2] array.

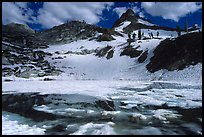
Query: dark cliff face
[[146, 32, 202, 73]]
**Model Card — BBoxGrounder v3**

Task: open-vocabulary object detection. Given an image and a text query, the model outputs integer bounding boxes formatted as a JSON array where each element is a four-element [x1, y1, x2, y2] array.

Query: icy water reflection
[[2, 81, 202, 135]]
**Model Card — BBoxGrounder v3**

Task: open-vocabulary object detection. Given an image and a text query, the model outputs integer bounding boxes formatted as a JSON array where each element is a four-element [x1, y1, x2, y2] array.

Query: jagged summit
[[112, 8, 138, 28], [112, 8, 181, 34], [112, 8, 156, 33], [122, 9, 135, 18]]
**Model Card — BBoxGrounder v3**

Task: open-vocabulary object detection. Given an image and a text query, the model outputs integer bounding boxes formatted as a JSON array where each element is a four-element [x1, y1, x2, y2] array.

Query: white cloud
[[138, 11, 145, 18], [37, 2, 114, 28], [141, 2, 202, 21], [15, 2, 28, 9], [2, 2, 35, 25], [113, 7, 128, 17]]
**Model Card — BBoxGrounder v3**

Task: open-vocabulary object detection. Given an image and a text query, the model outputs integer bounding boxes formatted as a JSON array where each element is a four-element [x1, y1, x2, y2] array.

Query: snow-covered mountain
[[2, 9, 202, 82], [2, 9, 202, 135], [112, 9, 181, 35], [112, 9, 156, 32]]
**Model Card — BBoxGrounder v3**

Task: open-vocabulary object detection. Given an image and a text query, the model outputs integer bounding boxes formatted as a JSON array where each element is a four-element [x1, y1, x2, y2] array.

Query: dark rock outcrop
[[96, 45, 113, 58], [120, 45, 142, 58], [146, 32, 202, 73], [97, 33, 115, 42], [106, 50, 114, 59], [138, 50, 148, 63], [95, 100, 115, 111]]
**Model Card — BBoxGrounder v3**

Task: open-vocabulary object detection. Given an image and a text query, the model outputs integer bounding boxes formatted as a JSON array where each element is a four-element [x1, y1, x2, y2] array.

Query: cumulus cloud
[[2, 2, 35, 25], [37, 2, 114, 28], [141, 2, 202, 21], [3, 2, 27, 24], [15, 2, 28, 9]]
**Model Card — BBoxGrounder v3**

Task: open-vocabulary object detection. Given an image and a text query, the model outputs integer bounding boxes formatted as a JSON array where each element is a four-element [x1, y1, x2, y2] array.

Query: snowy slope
[[2, 32, 202, 135], [132, 29, 178, 38], [137, 19, 155, 26], [38, 30, 201, 84], [115, 21, 131, 32], [42, 35, 134, 80], [2, 28, 201, 84]]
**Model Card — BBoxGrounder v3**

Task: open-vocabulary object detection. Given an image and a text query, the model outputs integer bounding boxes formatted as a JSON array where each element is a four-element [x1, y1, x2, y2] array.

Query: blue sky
[[2, 2, 202, 31]]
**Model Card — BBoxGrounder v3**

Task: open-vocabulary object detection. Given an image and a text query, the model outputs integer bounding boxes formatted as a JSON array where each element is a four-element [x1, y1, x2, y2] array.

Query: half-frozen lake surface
[[2, 80, 202, 135]]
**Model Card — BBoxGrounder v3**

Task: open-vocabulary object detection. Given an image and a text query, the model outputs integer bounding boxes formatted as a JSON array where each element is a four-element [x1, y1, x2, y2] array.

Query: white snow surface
[[2, 80, 202, 109], [137, 19, 155, 26], [115, 21, 131, 32], [41, 36, 201, 83], [132, 29, 178, 39]]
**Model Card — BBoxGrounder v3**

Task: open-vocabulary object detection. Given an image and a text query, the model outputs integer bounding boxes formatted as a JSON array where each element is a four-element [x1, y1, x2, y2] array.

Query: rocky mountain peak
[[112, 9, 142, 29], [123, 9, 135, 18], [112, 8, 181, 34]]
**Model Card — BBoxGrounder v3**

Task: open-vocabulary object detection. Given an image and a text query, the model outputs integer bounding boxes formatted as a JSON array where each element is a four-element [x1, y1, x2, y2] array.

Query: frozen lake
[[2, 80, 202, 135]]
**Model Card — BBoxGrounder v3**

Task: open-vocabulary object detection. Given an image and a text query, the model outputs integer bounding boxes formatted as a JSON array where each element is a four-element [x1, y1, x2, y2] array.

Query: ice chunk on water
[[70, 122, 116, 135], [152, 109, 182, 121]]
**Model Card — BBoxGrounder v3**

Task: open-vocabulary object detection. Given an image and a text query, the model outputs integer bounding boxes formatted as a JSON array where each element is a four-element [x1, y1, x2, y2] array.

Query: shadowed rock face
[[146, 32, 202, 73]]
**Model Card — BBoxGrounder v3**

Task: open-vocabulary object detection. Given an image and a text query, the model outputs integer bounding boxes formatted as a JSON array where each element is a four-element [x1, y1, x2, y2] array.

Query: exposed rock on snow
[[146, 32, 202, 72], [120, 45, 143, 58], [138, 50, 148, 63], [97, 33, 115, 42]]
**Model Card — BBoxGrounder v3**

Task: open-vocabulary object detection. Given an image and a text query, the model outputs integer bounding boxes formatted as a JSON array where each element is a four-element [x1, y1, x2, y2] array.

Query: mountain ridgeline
[[2, 9, 202, 78]]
